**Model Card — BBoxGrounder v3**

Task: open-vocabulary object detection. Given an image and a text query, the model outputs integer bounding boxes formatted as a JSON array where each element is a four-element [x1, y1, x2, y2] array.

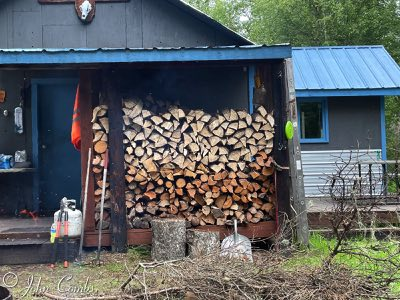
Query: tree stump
[[151, 218, 186, 261], [187, 229, 220, 258]]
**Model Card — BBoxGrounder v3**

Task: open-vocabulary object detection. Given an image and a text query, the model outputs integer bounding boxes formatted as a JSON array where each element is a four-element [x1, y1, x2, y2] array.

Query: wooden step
[[0, 239, 79, 265], [0, 231, 49, 240]]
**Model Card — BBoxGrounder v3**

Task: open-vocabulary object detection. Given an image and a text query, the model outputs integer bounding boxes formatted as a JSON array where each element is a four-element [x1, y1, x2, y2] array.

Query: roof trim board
[[293, 46, 400, 96], [296, 88, 400, 97], [0, 45, 291, 66]]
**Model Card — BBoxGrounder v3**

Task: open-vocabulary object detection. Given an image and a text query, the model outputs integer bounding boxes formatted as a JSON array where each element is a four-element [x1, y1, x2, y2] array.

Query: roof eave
[[0, 45, 291, 67], [296, 88, 400, 97]]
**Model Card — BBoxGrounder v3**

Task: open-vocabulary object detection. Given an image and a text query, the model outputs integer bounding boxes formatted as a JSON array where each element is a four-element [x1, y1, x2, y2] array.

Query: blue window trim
[[297, 97, 329, 143], [248, 65, 256, 114]]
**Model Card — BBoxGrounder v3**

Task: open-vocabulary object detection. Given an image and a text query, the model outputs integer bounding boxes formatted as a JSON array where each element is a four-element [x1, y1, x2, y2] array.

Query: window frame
[[297, 97, 329, 144]]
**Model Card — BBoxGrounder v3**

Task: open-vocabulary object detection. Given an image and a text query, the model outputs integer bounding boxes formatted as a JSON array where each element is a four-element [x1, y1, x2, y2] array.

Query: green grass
[[0, 246, 152, 300], [285, 234, 400, 295]]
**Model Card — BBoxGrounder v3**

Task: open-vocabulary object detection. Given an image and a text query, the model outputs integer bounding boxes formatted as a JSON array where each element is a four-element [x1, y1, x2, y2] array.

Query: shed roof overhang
[[293, 46, 400, 98], [0, 45, 291, 68], [296, 88, 400, 97]]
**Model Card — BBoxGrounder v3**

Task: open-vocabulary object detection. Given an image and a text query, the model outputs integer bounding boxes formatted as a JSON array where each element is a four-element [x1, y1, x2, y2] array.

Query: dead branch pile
[[92, 97, 276, 229], [118, 252, 385, 300]]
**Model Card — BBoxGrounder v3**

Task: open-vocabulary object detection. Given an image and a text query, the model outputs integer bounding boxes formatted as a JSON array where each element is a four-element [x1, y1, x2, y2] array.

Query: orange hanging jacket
[[71, 85, 81, 151]]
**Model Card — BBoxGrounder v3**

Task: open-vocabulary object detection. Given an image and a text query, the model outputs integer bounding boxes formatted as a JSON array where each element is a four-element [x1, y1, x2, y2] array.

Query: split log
[[93, 100, 277, 228]]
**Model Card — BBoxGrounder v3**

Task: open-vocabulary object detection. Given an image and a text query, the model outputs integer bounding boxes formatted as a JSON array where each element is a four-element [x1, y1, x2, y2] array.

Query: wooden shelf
[[0, 168, 35, 174]]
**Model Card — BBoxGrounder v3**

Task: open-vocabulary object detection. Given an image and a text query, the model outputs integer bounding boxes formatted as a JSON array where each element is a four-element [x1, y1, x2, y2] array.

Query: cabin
[[292, 46, 400, 198], [0, 0, 305, 264]]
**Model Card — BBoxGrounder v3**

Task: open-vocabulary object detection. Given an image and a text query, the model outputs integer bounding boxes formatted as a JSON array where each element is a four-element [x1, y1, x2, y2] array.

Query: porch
[[0, 45, 296, 264]]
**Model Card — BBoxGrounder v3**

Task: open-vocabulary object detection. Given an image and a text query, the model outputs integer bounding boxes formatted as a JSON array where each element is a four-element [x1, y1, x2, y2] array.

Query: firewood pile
[[91, 105, 111, 229], [92, 97, 276, 229]]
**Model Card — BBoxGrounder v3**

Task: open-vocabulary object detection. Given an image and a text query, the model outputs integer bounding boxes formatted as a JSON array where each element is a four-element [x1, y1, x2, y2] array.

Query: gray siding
[[299, 96, 384, 197], [301, 149, 383, 197], [0, 0, 244, 49], [301, 96, 382, 151]]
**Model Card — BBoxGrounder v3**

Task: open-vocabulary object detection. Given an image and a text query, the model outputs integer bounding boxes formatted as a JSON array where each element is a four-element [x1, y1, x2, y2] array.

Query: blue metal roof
[[293, 46, 400, 97], [0, 45, 290, 66]]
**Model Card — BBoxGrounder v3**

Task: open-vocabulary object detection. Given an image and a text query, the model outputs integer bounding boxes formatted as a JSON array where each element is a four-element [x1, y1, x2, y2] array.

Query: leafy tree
[[187, 0, 399, 61], [249, 0, 400, 60], [185, 0, 251, 35], [186, 0, 400, 158]]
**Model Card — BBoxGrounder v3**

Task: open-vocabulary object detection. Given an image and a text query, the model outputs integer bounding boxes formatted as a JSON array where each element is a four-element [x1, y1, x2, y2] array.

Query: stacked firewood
[[92, 105, 111, 229], [122, 98, 276, 228], [91, 97, 276, 229]]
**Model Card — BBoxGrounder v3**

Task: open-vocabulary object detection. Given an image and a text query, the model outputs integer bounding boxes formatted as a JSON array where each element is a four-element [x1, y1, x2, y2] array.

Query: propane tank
[[53, 197, 82, 238]]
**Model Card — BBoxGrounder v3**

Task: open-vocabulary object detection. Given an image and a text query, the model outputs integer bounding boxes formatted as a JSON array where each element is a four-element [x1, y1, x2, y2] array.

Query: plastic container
[[50, 223, 56, 243], [0, 155, 14, 169]]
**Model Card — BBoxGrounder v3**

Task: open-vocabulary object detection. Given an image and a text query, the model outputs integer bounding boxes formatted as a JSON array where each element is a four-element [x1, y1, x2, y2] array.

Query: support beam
[[272, 63, 292, 236], [79, 70, 96, 232], [283, 58, 309, 245], [104, 70, 127, 253]]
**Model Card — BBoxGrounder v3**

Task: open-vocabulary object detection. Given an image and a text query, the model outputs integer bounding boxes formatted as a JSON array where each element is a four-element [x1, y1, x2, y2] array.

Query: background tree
[[185, 0, 251, 35], [186, 0, 400, 159]]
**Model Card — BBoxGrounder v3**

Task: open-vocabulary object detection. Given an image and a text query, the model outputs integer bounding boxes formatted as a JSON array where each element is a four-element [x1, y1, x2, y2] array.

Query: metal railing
[[303, 160, 400, 202]]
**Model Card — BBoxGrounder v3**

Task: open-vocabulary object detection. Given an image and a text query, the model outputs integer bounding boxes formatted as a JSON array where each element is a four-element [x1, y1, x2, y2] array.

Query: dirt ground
[[0, 246, 151, 299]]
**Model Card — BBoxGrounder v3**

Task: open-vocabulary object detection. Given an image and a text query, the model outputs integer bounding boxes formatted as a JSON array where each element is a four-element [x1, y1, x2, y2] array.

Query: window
[[297, 98, 329, 143]]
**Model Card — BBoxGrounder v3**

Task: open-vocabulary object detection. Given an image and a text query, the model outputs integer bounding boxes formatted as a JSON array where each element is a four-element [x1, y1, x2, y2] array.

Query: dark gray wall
[[301, 96, 382, 151], [0, 70, 79, 216], [0, 71, 28, 155], [119, 67, 248, 112], [0, 0, 244, 49], [0, 67, 248, 216]]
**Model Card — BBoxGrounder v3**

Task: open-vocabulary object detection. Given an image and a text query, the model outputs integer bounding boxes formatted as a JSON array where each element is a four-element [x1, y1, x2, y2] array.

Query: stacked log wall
[[92, 97, 276, 229]]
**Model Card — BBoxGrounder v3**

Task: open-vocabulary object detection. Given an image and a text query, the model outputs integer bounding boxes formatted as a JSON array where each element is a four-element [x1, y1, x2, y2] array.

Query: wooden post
[[283, 58, 309, 245], [104, 69, 127, 253], [272, 63, 292, 235], [79, 70, 96, 233]]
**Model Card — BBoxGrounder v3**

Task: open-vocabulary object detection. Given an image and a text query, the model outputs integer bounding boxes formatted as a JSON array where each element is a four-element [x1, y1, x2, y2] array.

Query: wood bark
[[151, 218, 187, 261], [187, 229, 220, 258], [105, 71, 127, 253]]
